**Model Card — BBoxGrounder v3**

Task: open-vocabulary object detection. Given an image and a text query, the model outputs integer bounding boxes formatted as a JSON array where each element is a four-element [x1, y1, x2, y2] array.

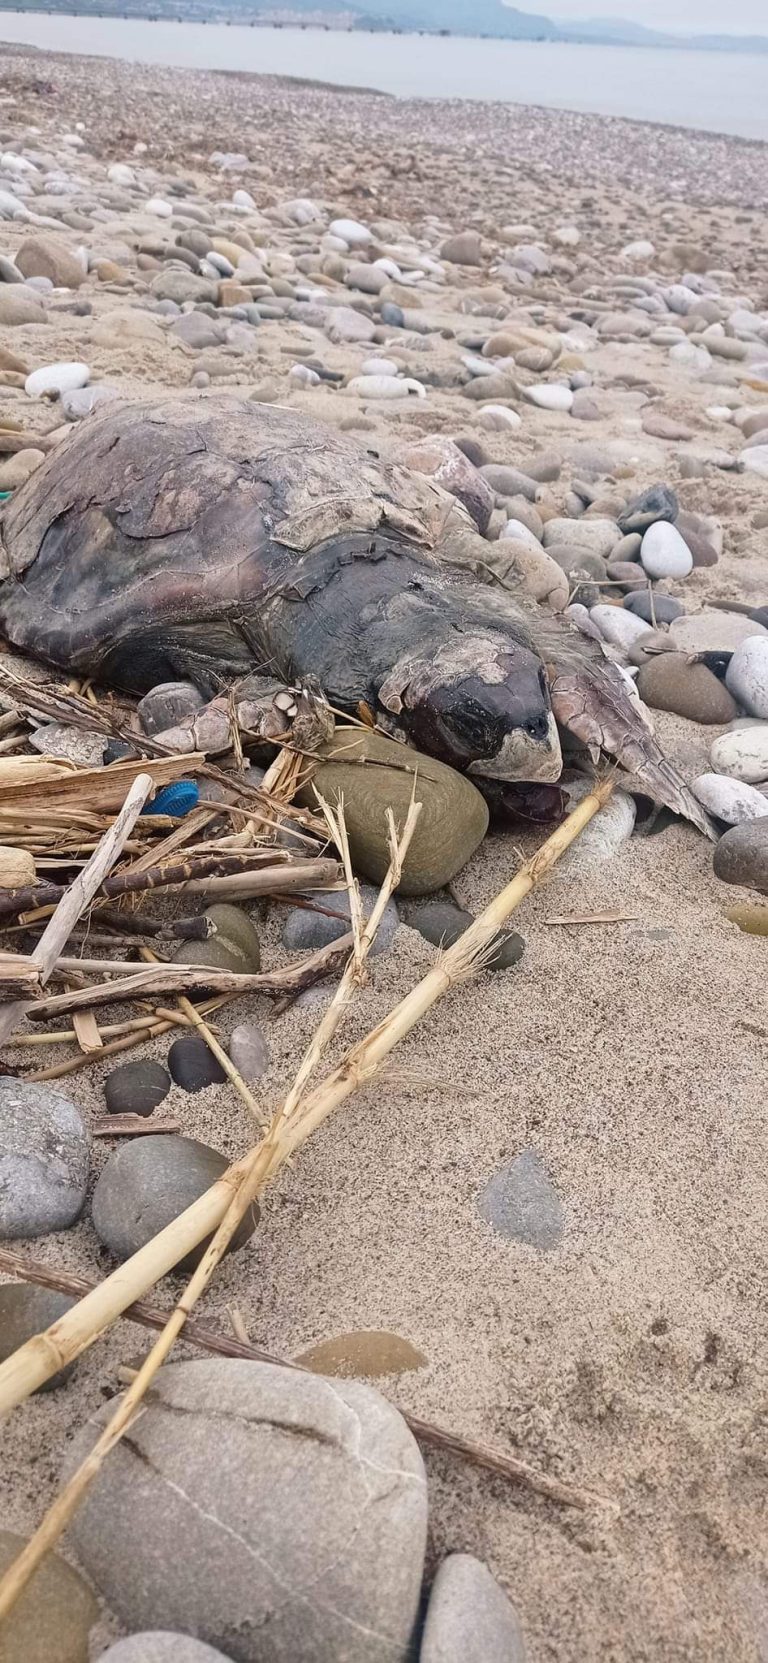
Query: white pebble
[[232, 189, 255, 210], [562, 789, 637, 871], [706, 405, 733, 422], [621, 240, 655, 261], [360, 357, 399, 377], [725, 636, 768, 718], [288, 364, 320, 387], [692, 773, 768, 825], [524, 383, 574, 412], [25, 361, 90, 399], [345, 375, 425, 399], [476, 405, 521, 431], [329, 217, 372, 246], [145, 197, 173, 218], [500, 518, 541, 550], [669, 340, 710, 372], [664, 284, 699, 315], [107, 162, 135, 187], [640, 522, 693, 579], [589, 605, 651, 651], [709, 724, 768, 785], [373, 257, 402, 280], [741, 445, 768, 479]]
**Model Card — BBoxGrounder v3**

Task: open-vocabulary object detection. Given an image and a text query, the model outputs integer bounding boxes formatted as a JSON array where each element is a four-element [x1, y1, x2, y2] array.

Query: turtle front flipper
[[548, 655, 717, 841]]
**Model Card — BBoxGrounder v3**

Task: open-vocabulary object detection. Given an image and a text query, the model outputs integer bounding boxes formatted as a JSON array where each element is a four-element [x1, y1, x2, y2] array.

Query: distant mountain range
[[276, 0, 768, 50]]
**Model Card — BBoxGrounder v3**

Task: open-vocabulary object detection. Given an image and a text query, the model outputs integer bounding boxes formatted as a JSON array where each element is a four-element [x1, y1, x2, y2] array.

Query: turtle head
[[378, 633, 562, 782]]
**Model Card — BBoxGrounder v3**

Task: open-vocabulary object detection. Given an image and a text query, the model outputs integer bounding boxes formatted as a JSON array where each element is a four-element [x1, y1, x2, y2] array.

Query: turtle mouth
[[467, 712, 563, 782]]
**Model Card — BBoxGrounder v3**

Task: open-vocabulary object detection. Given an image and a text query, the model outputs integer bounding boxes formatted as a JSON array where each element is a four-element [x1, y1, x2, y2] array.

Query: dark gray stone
[[624, 591, 683, 626], [104, 1060, 171, 1118], [282, 884, 398, 956], [618, 483, 679, 534], [228, 1024, 270, 1082], [0, 1284, 76, 1390], [404, 900, 524, 971], [420, 1554, 526, 1662], [0, 1079, 90, 1239], [67, 1358, 428, 1663], [138, 681, 205, 736], [713, 819, 768, 894], [477, 1150, 565, 1250], [168, 1036, 227, 1092], [91, 1136, 258, 1271]]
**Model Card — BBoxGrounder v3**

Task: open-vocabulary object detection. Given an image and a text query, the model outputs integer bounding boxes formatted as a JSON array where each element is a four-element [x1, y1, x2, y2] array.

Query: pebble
[[329, 217, 373, 245], [137, 680, 205, 734], [68, 1358, 427, 1660], [228, 1022, 270, 1082], [713, 819, 768, 893], [15, 234, 85, 288], [692, 774, 768, 824], [0, 1079, 90, 1239], [590, 605, 651, 651], [0, 287, 43, 326], [495, 540, 569, 611], [669, 613, 766, 654], [297, 731, 488, 895], [404, 898, 524, 970], [725, 637, 768, 718], [61, 382, 120, 419], [741, 446, 768, 479], [542, 517, 619, 559], [636, 655, 738, 723], [421, 1554, 527, 1663], [167, 1034, 227, 1091], [640, 522, 693, 579], [104, 1059, 171, 1118], [710, 723, 768, 785], [476, 404, 522, 431], [440, 231, 482, 265], [282, 883, 398, 955], [618, 483, 678, 533], [346, 374, 425, 399], [0, 1285, 77, 1390], [726, 902, 768, 936], [295, 1329, 427, 1379], [624, 591, 683, 625], [478, 1149, 565, 1250], [92, 1136, 258, 1269], [0, 1530, 98, 1663], [0, 446, 45, 487], [25, 360, 89, 398], [100, 1639, 233, 1663], [29, 720, 106, 765], [524, 383, 573, 411], [146, 196, 174, 217], [562, 788, 637, 868]]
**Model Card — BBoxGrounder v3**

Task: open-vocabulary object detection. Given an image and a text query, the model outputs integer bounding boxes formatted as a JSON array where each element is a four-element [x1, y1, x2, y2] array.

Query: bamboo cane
[[0, 781, 612, 1415]]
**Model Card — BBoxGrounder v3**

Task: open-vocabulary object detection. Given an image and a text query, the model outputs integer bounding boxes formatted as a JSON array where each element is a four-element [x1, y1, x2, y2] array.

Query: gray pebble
[[104, 1060, 171, 1118], [91, 1135, 258, 1270], [138, 681, 205, 736], [168, 1035, 227, 1092], [477, 1149, 565, 1250], [228, 1023, 270, 1082], [624, 591, 684, 625], [282, 884, 398, 956], [0, 1079, 90, 1240], [618, 483, 679, 533], [0, 1285, 76, 1390], [404, 899, 524, 971], [421, 1553, 527, 1662]]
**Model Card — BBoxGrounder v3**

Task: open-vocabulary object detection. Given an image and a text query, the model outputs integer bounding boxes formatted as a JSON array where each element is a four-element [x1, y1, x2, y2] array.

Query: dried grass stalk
[[0, 781, 611, 1416]]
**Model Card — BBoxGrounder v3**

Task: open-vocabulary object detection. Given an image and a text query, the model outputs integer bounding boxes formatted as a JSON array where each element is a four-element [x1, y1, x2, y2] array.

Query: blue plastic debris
[[142, 780, 200, 818]]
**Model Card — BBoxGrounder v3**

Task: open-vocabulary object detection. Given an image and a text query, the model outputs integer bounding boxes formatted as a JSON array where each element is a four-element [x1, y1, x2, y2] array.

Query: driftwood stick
[[0, 1247, 605, 1512], [92, 1115, 182, 1138], [0, 786, 611, 1414], [0, 774, 155, 1044], [26, 932, 355, 1022], [0, 854, 337, 924]]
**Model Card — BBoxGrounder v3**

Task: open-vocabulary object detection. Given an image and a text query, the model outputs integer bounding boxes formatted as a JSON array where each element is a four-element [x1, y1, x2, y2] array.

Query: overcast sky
[[541, 0, 764, 30]]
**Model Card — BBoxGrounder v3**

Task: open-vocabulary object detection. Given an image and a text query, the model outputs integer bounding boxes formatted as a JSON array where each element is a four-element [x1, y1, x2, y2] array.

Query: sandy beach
[[0, 43, 767, 1663]]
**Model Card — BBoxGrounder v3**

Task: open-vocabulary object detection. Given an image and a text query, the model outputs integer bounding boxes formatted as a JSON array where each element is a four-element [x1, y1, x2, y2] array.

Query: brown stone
[[0, 1531, 97, 1662], [15, 235, 85, 289], [218, 279, 253, 308], [636, 654, 738, 723]]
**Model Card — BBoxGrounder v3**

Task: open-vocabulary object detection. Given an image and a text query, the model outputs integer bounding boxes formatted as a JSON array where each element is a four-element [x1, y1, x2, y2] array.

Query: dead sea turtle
[[0, 396, 711, 834]]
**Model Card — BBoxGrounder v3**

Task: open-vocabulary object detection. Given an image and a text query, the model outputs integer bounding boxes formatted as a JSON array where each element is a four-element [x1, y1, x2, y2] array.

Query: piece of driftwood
[[0, 752, 203, 812], [0, 852, 337, 925], [0, 1247, 606, 1513], [92, 1115, 181, 1137]]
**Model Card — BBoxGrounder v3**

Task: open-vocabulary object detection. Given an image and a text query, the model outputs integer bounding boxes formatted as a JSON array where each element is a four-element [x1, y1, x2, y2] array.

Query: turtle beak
[[467, 711, 563, 782]]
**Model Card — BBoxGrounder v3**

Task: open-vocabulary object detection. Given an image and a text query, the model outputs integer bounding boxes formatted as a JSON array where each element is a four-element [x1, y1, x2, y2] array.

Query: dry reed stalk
[[0, 800, 418, 1617], [0, 782, 611, 1416]]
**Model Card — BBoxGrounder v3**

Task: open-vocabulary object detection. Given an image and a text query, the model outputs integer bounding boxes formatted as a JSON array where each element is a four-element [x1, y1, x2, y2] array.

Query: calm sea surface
[[0, 12, 766, 141]]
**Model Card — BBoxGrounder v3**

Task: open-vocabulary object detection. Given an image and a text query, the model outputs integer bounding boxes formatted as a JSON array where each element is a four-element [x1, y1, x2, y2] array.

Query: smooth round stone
[[741, 446, 768, 479], [282, 883, 398, 956], [0, 1079, 90, 1239], [228, 1023, 270, 1082], [476, 404, 522, 431], [693, 774, 768, 825], [25, 360, 89, 398], [67, 1359, 427, 1660], [500, 541, 569, 610], [329, 216, 372, 245], [726, 902, 768, 936], [0, 1530, 98, 1663], [669, 613, 767, 654], [167, 1035, 227, 1092], [420, 1554, 526, 1663], [478, 1149, 564, 1250], [636, 655, 737, 723], [499, 517, 541, 550], [100, 1638, 232, 1663], [618, 483, 678, 534], [61, 382, 121, 420], [624, 591, 683, 626], [713, 820, 768, 893], [710, 725, 768, 785], [138, 680, 205, 735], [297, 731, 488, 897], [605, 560, 647, 593], [640, 522, 693, 579], [590, 605, 650, 651], [174, 903, 261, 977], [525, 383, 573, 411], [542, 517, 619, 559], [295, 1329, 427, 1379], [146, 196, 174, 217], [0, 1285, 76, 1390], [92, 1136, 258, 1270], [104, 1060, 171, 1118], [561, 789, 636, 870], [725, 637, 768, 718], [403, 899, 524, 971]]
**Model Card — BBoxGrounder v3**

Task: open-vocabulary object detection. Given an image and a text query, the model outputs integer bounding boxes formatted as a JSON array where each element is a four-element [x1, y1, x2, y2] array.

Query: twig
[[0, 854, 337, 924], [0, 1248, 607, 1512], [0, 784, 612, 1415], [544, 911, 638, 927], [92, 1115, 181, 1137]]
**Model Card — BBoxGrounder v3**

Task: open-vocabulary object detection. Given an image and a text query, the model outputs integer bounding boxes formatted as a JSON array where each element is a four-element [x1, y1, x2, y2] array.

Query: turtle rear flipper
[[548, 658, 717, 841]]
